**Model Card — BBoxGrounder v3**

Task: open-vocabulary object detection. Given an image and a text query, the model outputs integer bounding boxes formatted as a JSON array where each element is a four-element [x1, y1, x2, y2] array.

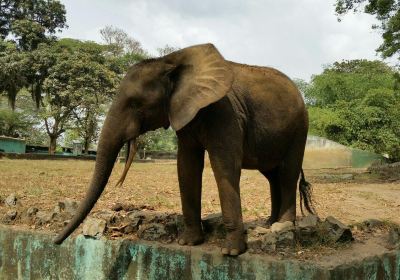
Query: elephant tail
[[299, 169, 317, 215]]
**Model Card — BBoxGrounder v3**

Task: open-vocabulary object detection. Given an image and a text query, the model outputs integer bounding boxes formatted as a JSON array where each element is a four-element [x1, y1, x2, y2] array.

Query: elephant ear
[[164, 44, 233, 131]]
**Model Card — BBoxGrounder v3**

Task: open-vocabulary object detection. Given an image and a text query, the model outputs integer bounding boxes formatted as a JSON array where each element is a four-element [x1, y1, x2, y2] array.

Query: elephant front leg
[[177, 144, 205, 246], [208, 150, 246, 256]]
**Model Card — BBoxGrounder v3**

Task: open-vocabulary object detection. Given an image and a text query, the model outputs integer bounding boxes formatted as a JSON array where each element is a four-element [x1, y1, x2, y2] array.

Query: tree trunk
[[84, 138, 90, 155], [49, 136, 57, 155]]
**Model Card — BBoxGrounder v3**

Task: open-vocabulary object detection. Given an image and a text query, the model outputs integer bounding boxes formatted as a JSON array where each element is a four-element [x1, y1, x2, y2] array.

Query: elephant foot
[[178, 227, 204, 246], [221, 230, 246, 256]]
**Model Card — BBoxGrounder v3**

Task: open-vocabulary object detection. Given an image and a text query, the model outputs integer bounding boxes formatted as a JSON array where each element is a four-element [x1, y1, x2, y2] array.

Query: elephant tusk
[[115, 140, 137, 187]]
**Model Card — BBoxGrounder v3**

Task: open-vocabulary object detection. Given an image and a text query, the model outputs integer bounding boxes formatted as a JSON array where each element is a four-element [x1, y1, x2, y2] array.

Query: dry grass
[[1, 159, 400, 225]]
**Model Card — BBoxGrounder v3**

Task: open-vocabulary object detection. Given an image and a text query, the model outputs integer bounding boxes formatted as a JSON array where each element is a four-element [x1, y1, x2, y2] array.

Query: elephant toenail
[[221, 248, 229, 255]]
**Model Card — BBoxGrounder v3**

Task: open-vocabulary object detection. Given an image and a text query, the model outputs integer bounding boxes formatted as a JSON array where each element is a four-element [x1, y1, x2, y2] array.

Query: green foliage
[[99, 26, 149, 74], [335, 0, 400, 58], [0, 0, 66, 107], [305, 60, 395, 106], [307, 59, 400, 161], [0, 0, 67, 49], [0, 92, 46, 144], [0, 107, 31, 137], [137, 128, 177, 152], [37, 39, 120, 154], [0, 40, 29, 108]]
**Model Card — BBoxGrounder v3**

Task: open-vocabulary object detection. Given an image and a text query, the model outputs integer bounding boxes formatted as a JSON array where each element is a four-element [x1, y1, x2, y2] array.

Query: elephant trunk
[[54, 108, 135, 244]]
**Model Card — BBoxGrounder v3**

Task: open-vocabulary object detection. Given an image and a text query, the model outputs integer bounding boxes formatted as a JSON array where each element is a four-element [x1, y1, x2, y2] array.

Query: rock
[[5, 210, 17, 221], [259, 230, 296, 253], [262, 232, 278, 253], [5, 193, 17, 206], [276, 231, 295, 250], [324, 216, 353, 243], [363, 219, 385, 229], [202, 213, 226, 239], [52, 201, 78, 223], [58, 199, 78, 215], [35, 211, 56, 225], [123, 212, 143, 230], [248, 226, 271, 236], [247, 235, 263, 253], [296, 215, 319, 246], [82, 218, 106, 239], [387, 227, 400, 248], [123, 225, 136, 234], [137, 223, 169, 241], [53, 205, 62, 214], [271, 221, 294, 233], [124, 210, 159, 225], [93, 210, 115, 223], [297, 215, 318, 229], [121, 212, 176, 235], [20, 207, 39, 224], [27, 207, 39, 216], [123, 204, 140, 211], [244, 222, 257, 232], [111, 203, 124, 212], [247, 226, 272, 252]]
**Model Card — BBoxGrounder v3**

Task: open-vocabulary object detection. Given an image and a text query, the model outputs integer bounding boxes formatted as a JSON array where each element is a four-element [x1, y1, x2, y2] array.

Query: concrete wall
[[0, 226, 399, 280], [304, 136, 385, 169]]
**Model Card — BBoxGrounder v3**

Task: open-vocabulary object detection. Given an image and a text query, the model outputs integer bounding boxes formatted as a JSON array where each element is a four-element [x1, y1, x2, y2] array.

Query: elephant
[[54, 43, 315, 256]]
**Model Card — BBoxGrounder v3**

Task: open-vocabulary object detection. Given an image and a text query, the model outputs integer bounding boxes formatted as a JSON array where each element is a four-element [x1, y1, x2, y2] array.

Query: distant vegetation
[[296, 60, 400, 161]]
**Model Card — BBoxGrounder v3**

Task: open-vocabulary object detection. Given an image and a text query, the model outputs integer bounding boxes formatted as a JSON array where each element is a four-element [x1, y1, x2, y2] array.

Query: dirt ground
[[1, 159, 399, 226]]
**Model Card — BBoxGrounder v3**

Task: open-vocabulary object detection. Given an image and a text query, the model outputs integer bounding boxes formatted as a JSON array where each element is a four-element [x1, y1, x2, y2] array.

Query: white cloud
[[60, 0, 388, 80]]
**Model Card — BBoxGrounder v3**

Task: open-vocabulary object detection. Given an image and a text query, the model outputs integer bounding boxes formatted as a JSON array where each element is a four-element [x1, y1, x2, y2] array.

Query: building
[[0, 136, 26, 154]]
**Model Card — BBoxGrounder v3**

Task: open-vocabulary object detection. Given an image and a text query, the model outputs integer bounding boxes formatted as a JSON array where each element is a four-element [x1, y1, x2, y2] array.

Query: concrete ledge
[[0, 226, 399, 279]]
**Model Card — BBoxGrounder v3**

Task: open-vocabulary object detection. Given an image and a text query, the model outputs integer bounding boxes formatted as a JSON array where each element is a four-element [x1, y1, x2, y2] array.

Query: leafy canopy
[[336, 0, 400, 58], [304, 59, 400, 161], [0, 0, 67, 50]]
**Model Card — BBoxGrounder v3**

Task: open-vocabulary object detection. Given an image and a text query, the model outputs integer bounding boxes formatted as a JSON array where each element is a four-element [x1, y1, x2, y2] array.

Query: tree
[[0, 107, 32, 137], [99, 26, 148, 75], [136, 128, 177, 155], [0, 91, 45, 142], [0, 39, 29, 109], [39, 40, 119, 154], [307, 59, 400, 161], [335, 0, 400, 58], [0, 0, 67, 48], [0, 0, 66, 109], [305, 60, 395, 106], [157, 44, 179, 56], [100, 25, 145, 57]]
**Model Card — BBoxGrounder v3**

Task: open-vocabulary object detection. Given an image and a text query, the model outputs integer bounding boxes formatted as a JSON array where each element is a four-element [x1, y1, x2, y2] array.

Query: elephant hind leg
[[261, 169, 281, 225], [276, 139, 307, 223]]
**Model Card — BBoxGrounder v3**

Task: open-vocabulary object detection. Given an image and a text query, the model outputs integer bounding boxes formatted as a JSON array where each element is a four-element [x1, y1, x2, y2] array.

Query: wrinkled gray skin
[[54, 44, 314, 256]]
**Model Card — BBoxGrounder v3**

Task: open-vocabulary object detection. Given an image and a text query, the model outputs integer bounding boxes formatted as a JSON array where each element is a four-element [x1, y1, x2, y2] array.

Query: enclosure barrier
[[0, 226, 399, 279]]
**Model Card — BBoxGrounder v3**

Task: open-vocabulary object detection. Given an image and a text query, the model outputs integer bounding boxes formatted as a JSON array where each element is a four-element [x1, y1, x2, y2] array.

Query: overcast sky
[[59, 0, 388, 81]]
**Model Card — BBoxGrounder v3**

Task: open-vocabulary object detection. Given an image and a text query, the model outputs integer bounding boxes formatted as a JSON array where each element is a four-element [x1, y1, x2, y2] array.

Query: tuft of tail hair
[[299, 169, 316, 215]]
